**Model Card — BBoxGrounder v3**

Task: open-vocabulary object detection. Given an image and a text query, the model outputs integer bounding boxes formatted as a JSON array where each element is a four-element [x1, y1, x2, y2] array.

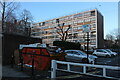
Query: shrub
[[53, 41, 81, 50]]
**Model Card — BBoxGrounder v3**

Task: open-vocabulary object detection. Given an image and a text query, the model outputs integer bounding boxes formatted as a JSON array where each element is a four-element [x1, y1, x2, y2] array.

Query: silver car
[[65, 50, 97, 63], [93, 49, 112, 57], [104, 49, 117, 56]]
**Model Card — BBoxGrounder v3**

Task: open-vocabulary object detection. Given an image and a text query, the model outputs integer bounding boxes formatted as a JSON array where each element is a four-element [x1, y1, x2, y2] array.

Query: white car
[[93, 49, 112, 57], [104, 49, 117, 56], [65, 50, 97, 63]]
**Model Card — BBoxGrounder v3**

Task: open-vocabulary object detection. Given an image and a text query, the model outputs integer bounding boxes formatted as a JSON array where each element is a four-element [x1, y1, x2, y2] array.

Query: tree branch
[[0, 11, 2, 14], [0, 1, 3, 7], [56, 31, 63, 37], [5, 2, 13, 8], [58, 23, 64, 35], [65, 31, 68, 41], [65, 25, 70, 32], [64, 25, 70, 41], [4, 4, 17, 19]]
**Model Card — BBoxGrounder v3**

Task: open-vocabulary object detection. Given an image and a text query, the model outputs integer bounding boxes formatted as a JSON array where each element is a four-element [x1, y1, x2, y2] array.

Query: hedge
[[53, 41, 81, 50]]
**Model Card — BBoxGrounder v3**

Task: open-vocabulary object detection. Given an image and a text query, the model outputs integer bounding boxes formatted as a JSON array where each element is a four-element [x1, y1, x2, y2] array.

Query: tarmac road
[[96, 55, 120, 66], [55, 55, 120, 80]]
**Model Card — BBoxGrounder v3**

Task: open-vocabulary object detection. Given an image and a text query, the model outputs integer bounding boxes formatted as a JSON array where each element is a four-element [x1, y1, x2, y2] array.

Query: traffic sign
[[82, 24, 90, 33]]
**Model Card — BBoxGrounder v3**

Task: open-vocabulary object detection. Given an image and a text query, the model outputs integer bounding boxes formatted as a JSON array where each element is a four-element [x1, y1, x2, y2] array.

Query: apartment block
[[31, 9, 104, 50]]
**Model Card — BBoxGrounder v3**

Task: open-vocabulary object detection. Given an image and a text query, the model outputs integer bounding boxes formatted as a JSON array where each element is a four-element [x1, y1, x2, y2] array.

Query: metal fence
[[51, 60, 120, 79]]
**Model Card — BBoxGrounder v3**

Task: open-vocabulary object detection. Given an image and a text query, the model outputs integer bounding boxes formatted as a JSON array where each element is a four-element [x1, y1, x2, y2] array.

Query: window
[[73, 51, 79, 55], [91, 39, 96, 42], [52, 19, 56, 23], [84, 19, 90, 22], [45, 31, 48, 34], [90, 18, 96, 21], [66, 51, 72, 54], [56, 19, 59, 23], [64, 17, 68, 20], [91, 32, 96, 37], [73, 21, 78, 24], [73, 14, 82, 18], [93, 24, 96, 28], [69, 16, 73, 19], [73, 27, 78, 30], [45, 21, 49, 24], [73, 33, 78, 38], [78, 20, 83, 23], [91, 11, 95, 16], [96, 50, 106, 53], [78, 26, 82, 29], [84, 12, 90, 16], [39, 23, 42, 26], [49, 20, 53, 24], [68, 34, 72, 39], [42, 22, 45, 26], [59, 18, 62, 21], [68, 22, 72, 25]]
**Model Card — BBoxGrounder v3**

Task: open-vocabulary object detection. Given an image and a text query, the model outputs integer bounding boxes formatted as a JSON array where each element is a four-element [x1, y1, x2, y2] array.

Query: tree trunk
[[2, 2, 6, 32]]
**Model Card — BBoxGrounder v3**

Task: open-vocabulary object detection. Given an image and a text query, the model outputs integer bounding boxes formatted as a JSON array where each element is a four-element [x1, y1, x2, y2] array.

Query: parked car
[[65, 50, 97, 63], [104, 49, 117, 56], [93, 49, 113, 57]]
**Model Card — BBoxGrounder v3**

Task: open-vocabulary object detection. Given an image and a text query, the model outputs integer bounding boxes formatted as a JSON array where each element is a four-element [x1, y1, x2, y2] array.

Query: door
[[72, 51, 82, 62], [65, 51, 74, 61], [96, 49, 107, 56]]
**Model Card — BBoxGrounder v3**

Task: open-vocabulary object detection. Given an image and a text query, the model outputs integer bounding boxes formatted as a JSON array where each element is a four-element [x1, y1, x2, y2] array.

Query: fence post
[[51, 60, 57, 78], [83, 65, 86, 74], [67, 64, 70, 71], [92, 61, 94, 65], [103, 68, 106, 77]]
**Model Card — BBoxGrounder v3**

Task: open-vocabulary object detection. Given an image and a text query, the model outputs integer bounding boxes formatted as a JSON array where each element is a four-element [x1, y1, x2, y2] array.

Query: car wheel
[[93, 54, 97, 56], [82, 58, 88, 63], [106, 55, 110, 58], [64, 58, 67, 61]]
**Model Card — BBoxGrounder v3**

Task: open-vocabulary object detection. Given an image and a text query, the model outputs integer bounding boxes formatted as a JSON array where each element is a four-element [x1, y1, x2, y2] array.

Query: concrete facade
[[31, 9, 104, 50]]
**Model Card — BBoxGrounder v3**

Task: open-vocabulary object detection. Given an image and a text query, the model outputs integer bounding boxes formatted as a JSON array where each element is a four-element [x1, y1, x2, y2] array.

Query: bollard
[[92, 61, 94, 65]]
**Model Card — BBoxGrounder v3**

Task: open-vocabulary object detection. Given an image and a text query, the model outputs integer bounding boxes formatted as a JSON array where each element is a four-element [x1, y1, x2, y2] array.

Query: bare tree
[[0, 0, 19, 32], [105, 29, 120, 49], [18, 9, 33, 36], [110, 29, 120, 49], [19, 9, 33, 27], [55, 23, 71, 41], [105, 34, 114, 48], [5, 12, 16, 23], [106, 34, 115, 41], [110, 29, 119, 40]]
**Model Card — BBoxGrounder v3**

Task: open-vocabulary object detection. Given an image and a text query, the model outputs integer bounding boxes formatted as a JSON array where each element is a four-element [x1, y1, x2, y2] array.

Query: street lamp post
[[86, 32, 89, 63], [82, 24, 90, 63]]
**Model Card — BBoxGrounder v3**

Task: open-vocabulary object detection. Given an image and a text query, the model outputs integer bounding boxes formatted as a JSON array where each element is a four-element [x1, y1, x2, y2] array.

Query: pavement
[[2, 65, 30, 78], [1, 65, 51, 80], [1, 65, 119, 80]]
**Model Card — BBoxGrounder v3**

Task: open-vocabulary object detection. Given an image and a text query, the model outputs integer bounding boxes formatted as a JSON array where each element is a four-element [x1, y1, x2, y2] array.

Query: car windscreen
[[78, 51, 86, 55], [105, 49, 111, 53]]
